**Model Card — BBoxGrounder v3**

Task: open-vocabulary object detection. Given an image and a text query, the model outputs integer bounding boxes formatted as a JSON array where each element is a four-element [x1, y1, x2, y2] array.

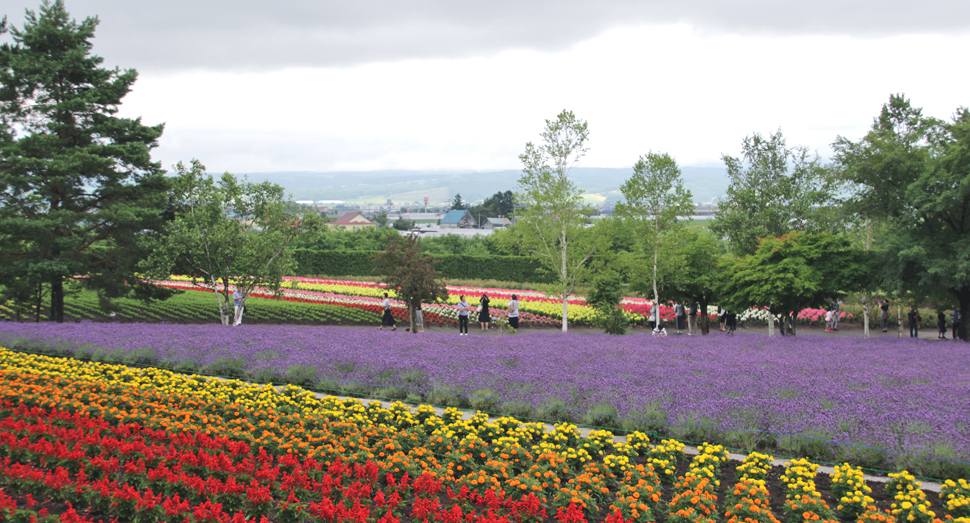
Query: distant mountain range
[[238, 166, 728, 206]]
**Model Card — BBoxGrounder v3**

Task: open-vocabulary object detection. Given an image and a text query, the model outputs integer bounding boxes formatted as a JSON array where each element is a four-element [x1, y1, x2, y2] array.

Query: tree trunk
[[561, 233, 568, 334], [49, 276, 64, 323], [863, 297, 870, 339], [897, 305, 903, 338], [699, 299, 710, 334], [652, 243, 660, 328], [561, 293, 569, 333], [958, 287, 970, 342], [790, 309, 799, 336], [767, 310, 774, 337]]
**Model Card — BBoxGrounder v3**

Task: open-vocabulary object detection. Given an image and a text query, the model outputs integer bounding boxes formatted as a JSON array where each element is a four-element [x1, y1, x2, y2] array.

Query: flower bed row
[[1, 347, 967, 523]]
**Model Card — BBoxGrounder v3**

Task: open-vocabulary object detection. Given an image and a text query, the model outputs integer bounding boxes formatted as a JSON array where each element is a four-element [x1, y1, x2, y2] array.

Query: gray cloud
[[3, 1, 968, 72]]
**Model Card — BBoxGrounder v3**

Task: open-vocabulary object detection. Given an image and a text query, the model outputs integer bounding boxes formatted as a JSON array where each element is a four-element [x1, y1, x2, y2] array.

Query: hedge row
[[290, 249, 556, 283]]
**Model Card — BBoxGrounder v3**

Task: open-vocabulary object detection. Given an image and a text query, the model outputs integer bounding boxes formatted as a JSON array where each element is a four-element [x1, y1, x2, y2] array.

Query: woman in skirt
[[378, 292, 396, 331]]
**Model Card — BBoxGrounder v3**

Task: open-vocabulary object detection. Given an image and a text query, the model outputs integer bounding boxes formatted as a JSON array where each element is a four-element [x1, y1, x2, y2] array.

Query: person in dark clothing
[[478, 293, 491, 330], [880, 300, 890, 332], [952, 309, 962, 340], [937, 311, 947, 339], [378, 292, 396, 331], [726, 311, 737, 334], [907, 307, 920, 338]]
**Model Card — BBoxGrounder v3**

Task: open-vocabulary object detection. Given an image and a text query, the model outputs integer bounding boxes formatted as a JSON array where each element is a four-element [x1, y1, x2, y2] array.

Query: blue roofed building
[[438, 210, 477, 229]]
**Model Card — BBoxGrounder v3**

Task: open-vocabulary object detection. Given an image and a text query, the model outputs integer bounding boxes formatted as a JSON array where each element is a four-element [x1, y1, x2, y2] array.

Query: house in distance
[[438, 210, 477, 229], [329, 212, 375, 231]]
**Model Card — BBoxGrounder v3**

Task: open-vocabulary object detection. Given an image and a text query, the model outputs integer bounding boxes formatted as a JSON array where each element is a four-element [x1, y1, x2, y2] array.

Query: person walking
[[649, 304, 659, 331], [718, 307, 727, 332], [726, 311, 737, 335], [378, 292, 396, 331], [952, 309, 962, 340], [478, 293, 491, 330], [232, 288, 245, 326], [831, 299, 841, 331], [507, 294, 520, 330], [880, 300, 890, 332], [674, 302, 686, 334], [825, 309, 834, 332], [457, 295, 470, 336], [907, 307, 920, 338], [414, 303, 424, 333], [937, 311, 947, 339], [688, 302, 698, 335]]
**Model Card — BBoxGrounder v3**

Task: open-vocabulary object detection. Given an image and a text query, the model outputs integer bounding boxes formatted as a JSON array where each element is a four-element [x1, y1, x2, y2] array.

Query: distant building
[[482, 217, 512, 229], [329, 212, 374, 231], [438, 210, 477, 229]]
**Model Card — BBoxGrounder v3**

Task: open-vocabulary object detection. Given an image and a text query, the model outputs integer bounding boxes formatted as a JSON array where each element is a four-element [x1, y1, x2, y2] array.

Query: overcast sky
[[4, 1, 970, 173]]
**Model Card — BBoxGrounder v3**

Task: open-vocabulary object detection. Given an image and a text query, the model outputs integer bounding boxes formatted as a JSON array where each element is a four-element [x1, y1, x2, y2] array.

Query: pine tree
[[0, 1, 168, 322]]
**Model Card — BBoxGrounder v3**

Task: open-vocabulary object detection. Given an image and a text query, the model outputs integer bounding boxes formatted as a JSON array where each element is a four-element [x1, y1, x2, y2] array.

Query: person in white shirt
[[232, 288, 244, 326], [378, 292, 396, 331], [507, 294, 520, 330], [458, 296, 470, 335]]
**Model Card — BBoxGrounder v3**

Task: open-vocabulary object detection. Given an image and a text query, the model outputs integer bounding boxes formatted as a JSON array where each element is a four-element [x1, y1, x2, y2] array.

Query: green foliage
[[515, 110, 608, 331], [371, 234, 449, 333], [711, 130, 843, 256], [0, 0, 170, 322], [615, 151, 695, 308], [664, 228, 725, 334], [834, 94, 970, 340], [450, 193, 468, 210], [469, 190, 514, 219], [587, 272, 624, 309], [372, 209, 389, 227], [717, 232, 868, 335], [143, 160, 323, 326], [392, 217, 414, 230]]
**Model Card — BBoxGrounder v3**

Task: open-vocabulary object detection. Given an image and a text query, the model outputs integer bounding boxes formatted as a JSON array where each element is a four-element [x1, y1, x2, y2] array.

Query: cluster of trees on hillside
[[2, 3, 968, 338]]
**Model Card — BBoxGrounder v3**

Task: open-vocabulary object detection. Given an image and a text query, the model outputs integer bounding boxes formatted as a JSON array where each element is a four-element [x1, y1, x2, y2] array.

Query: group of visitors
[[880, 299, 962, 339], [648, 302, 736, 336], [379, 292, 521, 336]]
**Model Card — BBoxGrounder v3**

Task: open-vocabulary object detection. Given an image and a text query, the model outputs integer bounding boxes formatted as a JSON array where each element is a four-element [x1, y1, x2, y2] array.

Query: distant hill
[[238, 166, 728, 206]]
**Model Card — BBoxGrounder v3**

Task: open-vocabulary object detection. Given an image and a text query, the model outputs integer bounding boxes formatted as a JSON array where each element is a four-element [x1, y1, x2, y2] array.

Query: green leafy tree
[[834, 95, 970, 340], [0, 1, 170, 322], [717, 232, 868, 336], [614, 152, 695, 315], [143, 160, 323, 326], [450, 193, 468, 211], [586, 271, 627, 335], [515, 109, 607, 332], [665, 228, 724, 335], [392, 217, 413, 231], [373, 209, 390, 227], [372, 234, 449, 333], [711, 130, 842, 256], [470, 190, 514, 218]]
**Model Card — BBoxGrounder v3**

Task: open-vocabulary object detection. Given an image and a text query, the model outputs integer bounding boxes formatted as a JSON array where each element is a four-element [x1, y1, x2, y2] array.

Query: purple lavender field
[[1, 321, 968, 473]]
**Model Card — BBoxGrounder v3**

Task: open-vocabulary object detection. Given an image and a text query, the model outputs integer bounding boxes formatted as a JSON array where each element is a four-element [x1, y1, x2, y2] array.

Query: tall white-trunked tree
[[515, 110, 604, 333]]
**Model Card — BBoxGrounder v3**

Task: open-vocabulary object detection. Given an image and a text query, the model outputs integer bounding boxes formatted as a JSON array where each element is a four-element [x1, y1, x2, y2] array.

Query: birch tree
[[144, 160, 323, 326], [614, 152, 694, 317], [515, 110, 605, 332]]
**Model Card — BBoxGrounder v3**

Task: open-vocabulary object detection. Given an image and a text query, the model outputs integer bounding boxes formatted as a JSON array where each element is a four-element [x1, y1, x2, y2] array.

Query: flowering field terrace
[[0, 322, 966, 479], [1, 347, 968, 523], [155, 276, 847, 328]]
